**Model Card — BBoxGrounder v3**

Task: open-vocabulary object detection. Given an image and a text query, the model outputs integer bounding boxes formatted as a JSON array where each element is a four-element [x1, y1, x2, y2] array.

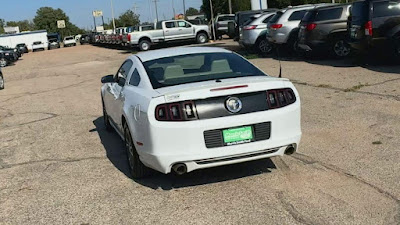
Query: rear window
[[33, 42, 42, 44], [269, 11, 283, 23], [262, 14, 275, 23], [302, 11, 316, 22], [239, 13, 256, 25], [373, 1, 400, 18], [242, 16, 257, 26], [315, 8, 343, 21], [65, 37, 73, 40], [143, 53, 266, 89], [351, 1, 369, 25], [288, 10, 307, 21], [218, 16, 235, 21]]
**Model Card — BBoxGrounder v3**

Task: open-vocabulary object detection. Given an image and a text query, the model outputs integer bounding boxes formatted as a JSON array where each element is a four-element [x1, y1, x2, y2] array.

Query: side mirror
[[101, 75, 114, 83], [118, 77, 126, 86]]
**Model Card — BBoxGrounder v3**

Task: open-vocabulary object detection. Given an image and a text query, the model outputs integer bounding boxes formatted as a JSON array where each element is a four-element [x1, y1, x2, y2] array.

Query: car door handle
[[134, 105, 140, 121]]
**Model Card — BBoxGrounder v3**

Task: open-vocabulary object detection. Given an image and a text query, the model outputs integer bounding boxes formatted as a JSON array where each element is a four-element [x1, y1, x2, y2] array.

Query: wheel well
[[196, 30, 208, 37], [139, 37, 151, 44]]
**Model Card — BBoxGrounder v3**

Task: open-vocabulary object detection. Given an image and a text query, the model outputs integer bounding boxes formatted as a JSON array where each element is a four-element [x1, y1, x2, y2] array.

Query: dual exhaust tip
[[172, 144, 296, 175]]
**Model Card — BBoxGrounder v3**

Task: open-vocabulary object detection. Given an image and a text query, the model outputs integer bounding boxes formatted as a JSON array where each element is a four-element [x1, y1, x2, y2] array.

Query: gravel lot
[[0, 41, 399, 224]]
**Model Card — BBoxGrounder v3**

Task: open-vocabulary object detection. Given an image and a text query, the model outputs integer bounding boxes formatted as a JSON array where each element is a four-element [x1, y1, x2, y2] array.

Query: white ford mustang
[[101, 47, 301, 178]]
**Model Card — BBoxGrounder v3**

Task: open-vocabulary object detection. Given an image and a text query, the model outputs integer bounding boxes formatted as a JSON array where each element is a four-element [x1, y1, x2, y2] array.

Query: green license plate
[[222, 126, 253, 146]]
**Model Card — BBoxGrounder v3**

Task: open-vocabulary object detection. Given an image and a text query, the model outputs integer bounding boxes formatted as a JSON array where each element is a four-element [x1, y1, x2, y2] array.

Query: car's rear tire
[[102, 99, 113, 132], [256, 38, 273, 55], [0, 74, 4, 90], [393, 36, 400, 59], [138, 40, 151, 51], [196, 32, 208, 44], [0, 58, 7, 67], [124, 123, 151, 179], [332, 39, 351, 58]]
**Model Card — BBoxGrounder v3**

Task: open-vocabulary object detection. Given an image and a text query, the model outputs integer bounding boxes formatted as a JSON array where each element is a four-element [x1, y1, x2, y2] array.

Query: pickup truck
[[129, 20, 210, 51]]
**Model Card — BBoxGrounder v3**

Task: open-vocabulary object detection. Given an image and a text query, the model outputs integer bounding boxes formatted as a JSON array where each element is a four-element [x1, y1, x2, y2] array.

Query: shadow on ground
[[93, 117, 277, 190]]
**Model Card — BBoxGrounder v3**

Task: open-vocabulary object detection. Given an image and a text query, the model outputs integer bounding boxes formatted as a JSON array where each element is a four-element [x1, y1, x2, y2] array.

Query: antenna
[[276, 45, 282, 78]]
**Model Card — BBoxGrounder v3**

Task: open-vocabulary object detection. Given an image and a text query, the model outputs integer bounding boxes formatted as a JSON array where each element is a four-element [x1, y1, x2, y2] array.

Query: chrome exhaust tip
[[284, 145, 296, 155], [172, 163, 187, 175]]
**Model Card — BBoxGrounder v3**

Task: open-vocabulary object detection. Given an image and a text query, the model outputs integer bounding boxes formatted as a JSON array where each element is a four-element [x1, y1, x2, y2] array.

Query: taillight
[[365, 21, 372, 36], [155, 101, 198, 121], [244, 25, 257, 30], [128, 34, 131, 42], [306, 23, 317, 31], [266, 88, 296, 109], [270, 24, 283, 29]]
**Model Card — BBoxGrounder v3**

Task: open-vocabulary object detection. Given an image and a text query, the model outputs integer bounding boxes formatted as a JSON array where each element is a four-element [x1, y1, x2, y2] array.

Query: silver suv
[[239, 12, 276, 53], [267, 5, 318, 50]]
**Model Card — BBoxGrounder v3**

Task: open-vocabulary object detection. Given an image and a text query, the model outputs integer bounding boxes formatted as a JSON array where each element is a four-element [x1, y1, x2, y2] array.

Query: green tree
[[201, 0, 251, 20], [0, 19, 5, 33], [33, 7, 85, 37], [116, 10, 140, 27], [6, 20, 35, 32], [186, 7, 200, 16]]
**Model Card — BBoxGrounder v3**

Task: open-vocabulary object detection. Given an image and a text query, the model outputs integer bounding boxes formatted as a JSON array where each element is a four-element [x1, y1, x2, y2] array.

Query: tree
[[186, 7, 200, 16], [33, 7, 85, 37], [201, 0, 251, 20], [116, 10, 140, 27], [0, 19, 5, 34], [6, 20, 35, 32]]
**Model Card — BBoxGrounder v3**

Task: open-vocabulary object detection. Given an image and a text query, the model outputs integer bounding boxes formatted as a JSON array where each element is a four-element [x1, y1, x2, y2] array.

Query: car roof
[[134, 47, 232, 62], [313, 3, 350, 10]]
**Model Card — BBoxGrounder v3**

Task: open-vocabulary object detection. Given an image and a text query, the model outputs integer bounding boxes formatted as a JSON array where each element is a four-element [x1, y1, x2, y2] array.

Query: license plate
[[223, 126, 253, 146]]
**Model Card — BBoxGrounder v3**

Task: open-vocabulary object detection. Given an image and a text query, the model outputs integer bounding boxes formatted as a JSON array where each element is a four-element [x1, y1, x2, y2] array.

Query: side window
[[165, 22, 176, 28], [315, 8, 343, 21], [115, 60, 133, 82], [373, 1, 400, 18], [129, 68, 141, 86], [288, 10, 307, 21], [178, 21, 189, 27]]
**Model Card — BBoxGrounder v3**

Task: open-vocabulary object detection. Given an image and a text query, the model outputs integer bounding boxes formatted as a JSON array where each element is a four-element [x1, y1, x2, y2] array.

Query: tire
[[332, 39, 351, 58], [0, 75, 4, 90], [196, 32, 208, 44], [124, 123, 151, 179], [138, 40, 151, 51], [393, 36, 400, 59], [102, 99, 113, 132], [74, 43, 76, 46], [0, 58, 7, 67], [256, 38, 273, 54]]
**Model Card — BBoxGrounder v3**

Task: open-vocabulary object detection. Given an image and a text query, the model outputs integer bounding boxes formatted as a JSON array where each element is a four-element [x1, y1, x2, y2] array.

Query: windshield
[[351, 1, 368, 25], [16, 44, 25, 47], [33, 42, 41, 44], [143, 52, 266, 89]]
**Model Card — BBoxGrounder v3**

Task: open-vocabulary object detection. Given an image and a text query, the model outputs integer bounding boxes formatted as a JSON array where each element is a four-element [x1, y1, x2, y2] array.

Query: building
[[0, 30, 48, 51]]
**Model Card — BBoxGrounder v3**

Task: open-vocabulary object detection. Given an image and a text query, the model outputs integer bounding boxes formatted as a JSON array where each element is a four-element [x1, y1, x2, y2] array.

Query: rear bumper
[[136, 102, 302, 174]]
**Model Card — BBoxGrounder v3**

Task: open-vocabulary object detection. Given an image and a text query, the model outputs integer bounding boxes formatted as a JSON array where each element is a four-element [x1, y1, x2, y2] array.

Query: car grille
[[203, 122, 271, 148]]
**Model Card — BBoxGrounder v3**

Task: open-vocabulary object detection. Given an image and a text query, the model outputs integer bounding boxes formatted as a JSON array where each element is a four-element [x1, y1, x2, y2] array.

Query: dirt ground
[[0, 41, 399, 224]]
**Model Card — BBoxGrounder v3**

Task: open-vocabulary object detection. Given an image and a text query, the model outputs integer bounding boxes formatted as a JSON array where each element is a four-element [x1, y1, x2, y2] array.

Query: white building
[[0, 30, 48, 51]]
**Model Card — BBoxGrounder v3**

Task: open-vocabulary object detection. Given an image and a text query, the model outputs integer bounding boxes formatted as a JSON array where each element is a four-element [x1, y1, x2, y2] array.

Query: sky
[[0, 0, 203, 30]]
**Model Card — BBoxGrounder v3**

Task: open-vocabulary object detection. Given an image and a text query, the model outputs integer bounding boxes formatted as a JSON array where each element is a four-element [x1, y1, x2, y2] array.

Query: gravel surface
[[0, 42, 399, 225]]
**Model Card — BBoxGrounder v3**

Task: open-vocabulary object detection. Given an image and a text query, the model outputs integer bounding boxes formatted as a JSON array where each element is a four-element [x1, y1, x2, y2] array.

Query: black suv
[[348, 0, 400, 55], [16, 43, 28, 53], [298, 4, 352, 57]]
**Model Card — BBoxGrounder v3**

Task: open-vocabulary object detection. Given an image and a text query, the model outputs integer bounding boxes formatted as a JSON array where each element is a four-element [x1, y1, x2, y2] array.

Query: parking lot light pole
[[110, 0, 116, 33], [209, 0, 216, 41]]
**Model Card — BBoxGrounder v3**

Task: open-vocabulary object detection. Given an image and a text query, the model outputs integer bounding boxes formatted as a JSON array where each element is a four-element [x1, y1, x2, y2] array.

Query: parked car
[[128, 20, 210, 51], [267, 5, 320, 51], [234, 9, 277, 41], [100, 47, 301, 178], [348, 0, 400, 56], [16, 43, 28, 53], [0, 46, 20, 59], [0, 67, 4, 90], [298, 4, 352, 57], [0, 53, 8, 67], [79, 34, 90, 44], [48, 38, 60, 50], [32, 41, 46, 52], [211, 14, 235, 39], [239, 12, 276, 54], [0, 47, 18, 62], [63, 36, 77, 47]]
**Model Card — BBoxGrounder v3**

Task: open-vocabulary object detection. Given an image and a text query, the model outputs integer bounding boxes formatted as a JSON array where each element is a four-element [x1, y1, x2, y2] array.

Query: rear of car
[[63, 36, 76, 47], [267, 6, 314, 46], [348, 0, 400, 53], [214, 14, 235, 38], [48, 39, 60, 50], [32, 41, 45, 52], [239, 12, 276, 53], [298, 4, 352, 57], [135, 50, 302, 174], [16, 43, 28, 53], [234, 9, 277, 41]]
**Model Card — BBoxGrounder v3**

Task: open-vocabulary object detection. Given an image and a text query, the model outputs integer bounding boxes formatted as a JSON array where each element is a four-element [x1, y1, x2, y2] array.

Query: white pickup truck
[[128, 20, 210, 51]]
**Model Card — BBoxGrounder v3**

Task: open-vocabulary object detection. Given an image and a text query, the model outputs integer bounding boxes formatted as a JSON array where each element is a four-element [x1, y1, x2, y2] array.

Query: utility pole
[[183, 0, 186, 18], [172, 0, 176, 19], [153, 0, 159, 22], [228, 0, 232, 14], [110, 0, 116, 33], [209, 0, 216, 41], [133, 3, 139, 14]]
